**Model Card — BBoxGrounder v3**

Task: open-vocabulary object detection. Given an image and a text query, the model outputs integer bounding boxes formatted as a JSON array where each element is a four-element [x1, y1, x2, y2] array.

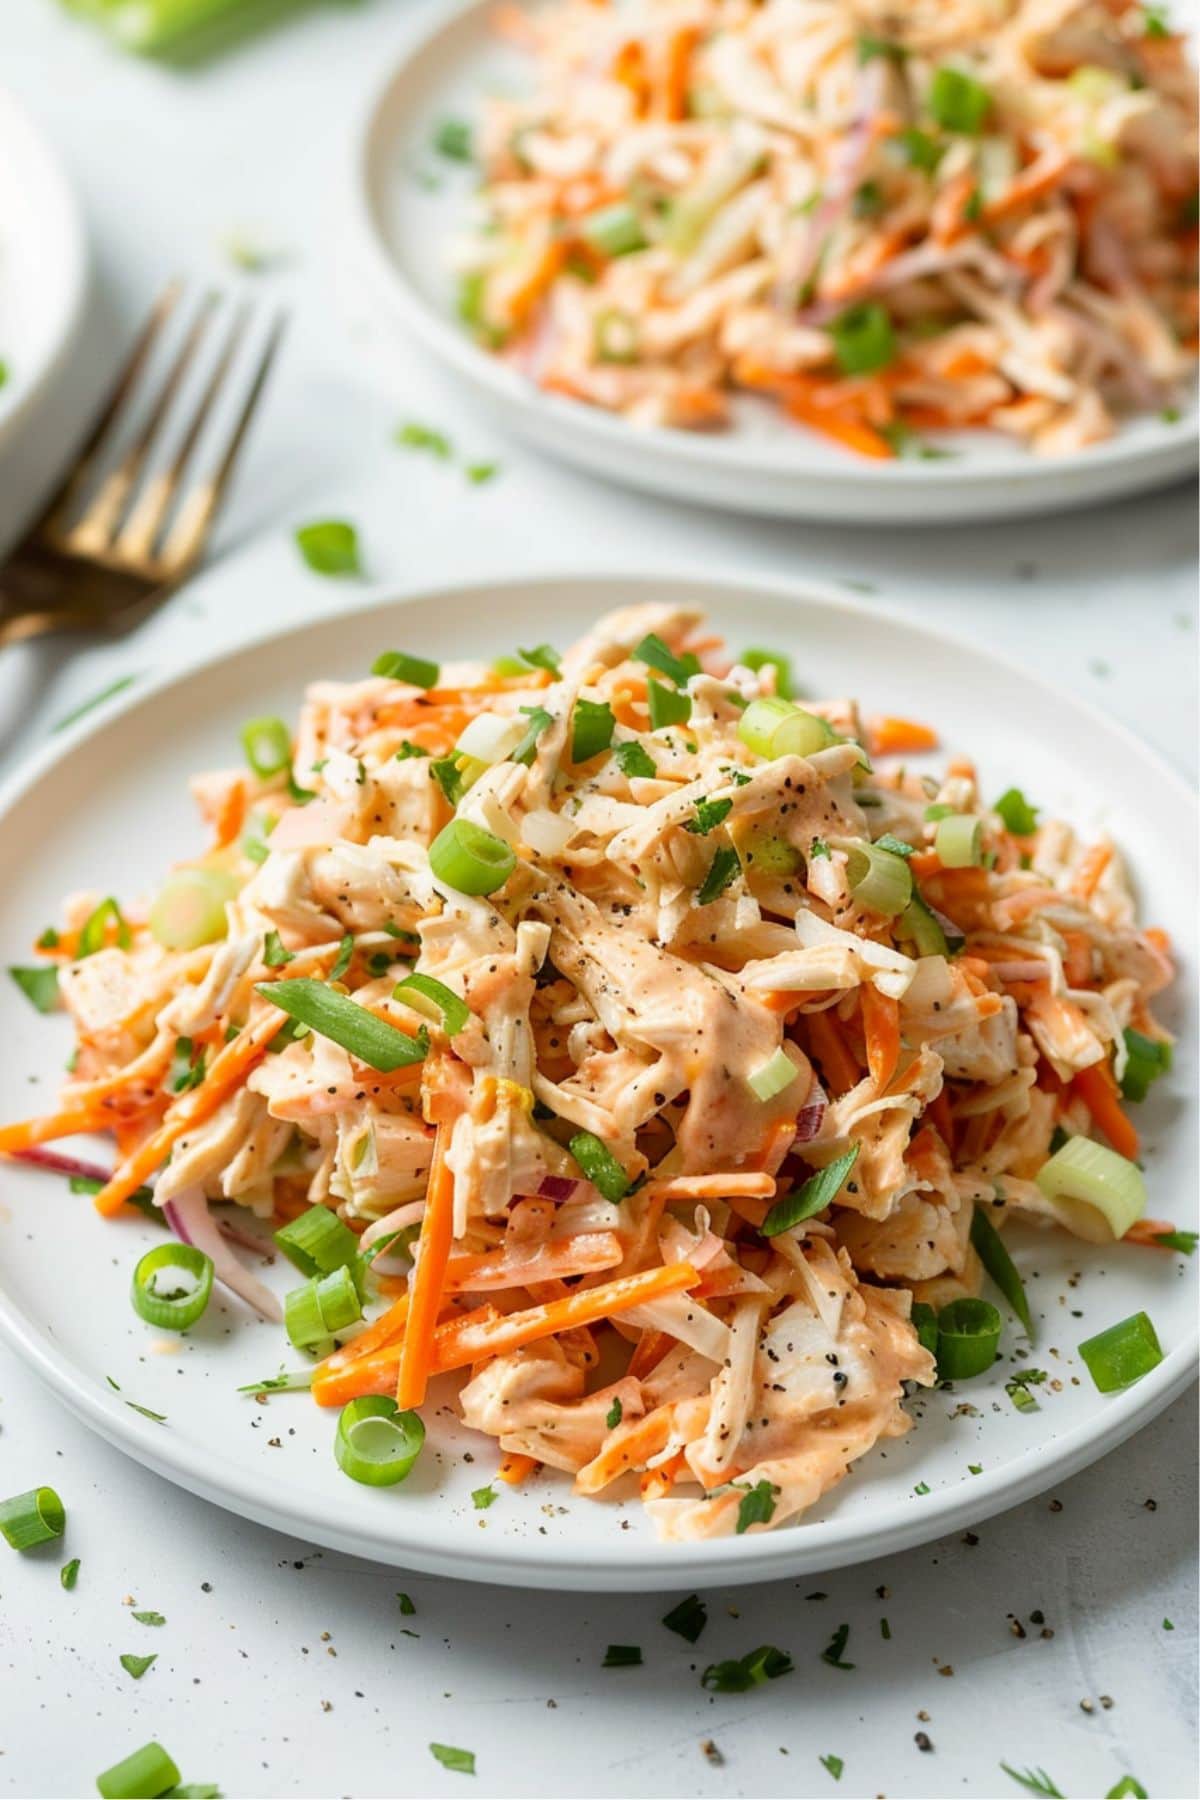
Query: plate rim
[[345, 0, 1199, 497], [0, 564, 1195, 1589]]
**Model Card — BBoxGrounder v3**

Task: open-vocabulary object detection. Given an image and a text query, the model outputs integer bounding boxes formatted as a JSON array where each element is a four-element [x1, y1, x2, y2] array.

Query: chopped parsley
[[1005, 1368, 1049, 1412], [430, 1743, 476, 1776], [431, 756, 467, 806], [60, 1559, 80, 1590], [697, 846, 740, 907], [167, 1037, 207, 1094], [512, 706, 553, 767], [820, 1753, 845, 1780], [735, 1479, 779, 1534], [661, 1593, 707, 1644], [132, 1610, 166, 1627], [433, 118, 473, 161], [685, 797, 733, 836], [914, 1481, 931, 1495], [602, 1644, 643, 1667], [820, 1623, 855, 1670], [517, 643, 561, 676], [395, 420, 453, 459], [398, 1592, 416, 1615], [329, 934, 354, 982], [471, 1485, 497, 1510], [605, 1397, 623, 1430], [701, 1644, 793, 1692], [262, 930, 293, 969], [396, 740, 430, 760], [119, 1652, 158, 1680], [633, 632, 699, 687], [8, 964, 60, 1014], [994, 787, 1039, 836], [808, 837, 831, 860], [612, 740, 656, 780]]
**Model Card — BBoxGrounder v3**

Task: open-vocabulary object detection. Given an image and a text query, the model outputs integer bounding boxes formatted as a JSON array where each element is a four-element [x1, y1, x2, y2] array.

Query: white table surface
[[0, 4, 1196, 1797]]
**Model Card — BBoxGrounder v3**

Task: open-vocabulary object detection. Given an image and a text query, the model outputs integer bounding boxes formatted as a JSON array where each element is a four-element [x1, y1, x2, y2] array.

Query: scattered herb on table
[[821, 1623, 855, 1669], [119, 1652, 158, 1680], [603, 1644, 643, 1667], [661, 1593, 707, 1644], [430, 1743, 476, 1775]]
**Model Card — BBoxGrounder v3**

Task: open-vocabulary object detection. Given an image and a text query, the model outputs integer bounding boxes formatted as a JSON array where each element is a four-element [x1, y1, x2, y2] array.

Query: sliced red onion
[[793, 1096, 827, 1144], [164, 1188, 280, 1321], [12, 1146, 115, 1184], [537, 1174, 579, 1203], [216, 1213, 272, 1255], [930, 906, 967, 954]]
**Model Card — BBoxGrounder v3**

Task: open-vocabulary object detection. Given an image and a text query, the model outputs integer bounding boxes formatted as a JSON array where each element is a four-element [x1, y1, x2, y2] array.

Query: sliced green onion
[[329, 934, 354, 982], [491, 654, 528, 678], [762, 1145, 860, 1237], [429, 818, 516, 896], [236, 1369, 314, 1394], [994, 787, 1039, 836], [335, 1396, 425, 1486], [747, 1048, 800, 1103], [131, 1244, 214, 1331], [393, 972, 470, 1036], [285, 1264, 363, 1353], [371, 650, 439, 688], [1078, 1311, 1163, 1394], [846, 841, 913, 916], [613, 740, 656, 780], [633, 632, 700, 687], [581, 202, 646, 258], [517, 643, 561, 675], [295, 519, 361, 577], [456, 712, 526, 766], [741, 647, 794, 699], [602, 1644, 643, 1667], [511, 705, 553, 766], [9, 964, 60, 1013], [61, 1557, 81, 1589], [594, 308, 639, 364], [741, 828, 802, 877], [929, 65, 992, 133], [970, 1205, 1033, 1338], [255, 977, 428, 1072], [829, 302, 895, 375], [895, 126, 944, 171], [647, 679, 691, 729], [0, 1485, 66, 1551], [430, 1745, 476, 1776], [900, 891, 959, 958], [1119, 1028, 1172, 1103], [934, 814, 983, 868], [738, 697, 834, 760], [274, 1205, 360, 1280], [148, 868, 237, 951], [571, 698, 615, 763], [1035, 1136, 1146, 1241], [433, 117, 472, 161], [935, 1297, 1002, 1380], [79, 896, 131, 957], [96, 1741, 181, 1800], [910, 1301, 939, 1356], [697, 845, 741, 906], [240, 715, 291, 778], [568, 1131, 632, 1203]]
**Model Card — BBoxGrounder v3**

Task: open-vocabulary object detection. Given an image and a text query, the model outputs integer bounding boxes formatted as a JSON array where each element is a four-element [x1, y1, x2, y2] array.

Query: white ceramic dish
[[346, 0, 1199, 523], [0, 570, 1194, 1590], [0, 88, 89, 453]]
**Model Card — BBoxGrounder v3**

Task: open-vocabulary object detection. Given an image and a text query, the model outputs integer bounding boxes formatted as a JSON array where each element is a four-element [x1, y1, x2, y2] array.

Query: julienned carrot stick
[[806, 1009, 860, 1096], [1071, 843, 1113, 901], [89, 1008, 284, 1216], [312, 1305, 495, 1408], [396, 1123, 456, 1410], [0, 1105, 114, 1156], [868, 716, 940, 757], [1072, 1065, 1140, 1161], [496, 1453, 538, 1486], [862, 986, 901, 1091]]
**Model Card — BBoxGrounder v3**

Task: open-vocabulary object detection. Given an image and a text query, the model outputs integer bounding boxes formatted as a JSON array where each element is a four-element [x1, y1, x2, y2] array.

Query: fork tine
[[69, 291, 220, 557], [41, 281, 185, 540], [114, 300, 254, 565], [159, 309, 288, 575]]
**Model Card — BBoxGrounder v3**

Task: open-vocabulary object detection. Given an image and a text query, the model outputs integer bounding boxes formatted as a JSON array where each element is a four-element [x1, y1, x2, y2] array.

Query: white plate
[[346, 0, 1199, 523], [0, 89, 89, 452], [0, 570, 1194, 1590]]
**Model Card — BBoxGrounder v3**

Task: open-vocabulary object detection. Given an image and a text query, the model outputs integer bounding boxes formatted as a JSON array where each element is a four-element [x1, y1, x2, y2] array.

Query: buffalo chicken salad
[[2, 602, 1186, 1539], [451, 0, 1197, 456]]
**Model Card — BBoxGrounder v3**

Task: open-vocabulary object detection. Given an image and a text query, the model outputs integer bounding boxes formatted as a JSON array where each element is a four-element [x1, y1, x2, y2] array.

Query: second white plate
[[347, 0, 1198, 523]]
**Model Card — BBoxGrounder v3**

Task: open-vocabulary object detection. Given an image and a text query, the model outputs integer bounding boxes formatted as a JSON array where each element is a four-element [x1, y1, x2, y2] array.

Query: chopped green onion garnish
[[647, 679, 691, 729], [96, 1741, 181, 1800], [0, 1485, 66, 1551], [149, 868, 237, 951], [899, 890, 957, 958], [61, 1557, 81, 1589], [396, 741, 429, 761], [371, 650, 439, 688], [741, 647, 793, 699], [602, 1644, 642, 1667], [1078, 1311, 1163, 1393], [994, 787, 1039, 835], [929, 65, 992, 133], [762, 1145, 860, 1237], [393, 972, 470, 1036], [821, 1623, 855, 1669], [8, 964, 60, 1013], [329, 934, 354, 982], [1119, 1028, 1172, 1103], [1152, 1228, 1197, 1254], [433, 117, 472, 161], [738, 696, 835, 760], [568, 1131, 631, 1203], [935, 1297, 1002, 1380], [746, 1047, 800, 1103], [512, 706, 553, 766], [335, 1396, 425, 1486], [132, 1244, 214, 1331], [633, 632, 700, 688], [896, 127, 943, 171], [571, 698, 615, 763], [1035, 1135, 1146, 1241], [970, 1205, 1033, 1338], [430, 1744, 476, 1776], [255, 977, 428, 1072], [612, 739, 657, 780], [262, 929, 293, 969], [294, 519, 361, 577], [395, 420, 453, 458], [846, 841, 912, 916], [910, 1302, 939, 1356], [517, 643, 561, 675], [471, 1484, 497, 1510], [237, 1368, 314, 1394], [934, 813, 983, 868], [285, 1264, 363, 1353], [429, 818, 516, 896], [119, 1652, 158, 1681], [820, 1752, 845, 1780], [697, 845, 740, 906], [605, 1397, 623, 1430], [662, 1593, 707, 1642], [274, 1205, 360, 1280], [702, 1642, 792, 1690], [593, 308, 639, 364], [79, 896, 131, 957], [581, 202, 646, 258], [240, 715, 291, 778], [829, 302, 895, 375]]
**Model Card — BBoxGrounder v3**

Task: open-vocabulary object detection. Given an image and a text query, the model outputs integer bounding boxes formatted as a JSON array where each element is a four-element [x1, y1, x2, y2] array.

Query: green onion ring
[[335, 1396, 426, 1487], [935, 1297, 1002, 1380], [0, 1485, 66, 1551], [131, 1243, 214, 1331]]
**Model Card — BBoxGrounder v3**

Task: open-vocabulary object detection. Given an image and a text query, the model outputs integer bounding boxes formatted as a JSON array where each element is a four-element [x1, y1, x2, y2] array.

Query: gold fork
[[0, 282, 286, 648]]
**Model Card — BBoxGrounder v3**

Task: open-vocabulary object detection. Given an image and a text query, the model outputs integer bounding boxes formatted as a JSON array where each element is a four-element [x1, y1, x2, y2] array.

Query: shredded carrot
[[640, 1450, 686, 1501], [868, 716, 940, 757], [749, 1115, 797, 1175], [658, 26, 696, 122], [725, 1194, 770, 1228], [1123, 1217, 1186, 1248], [627, 1328, 674, 1380], [806, 1009, 861, 1096], [496, 1452, 539, 1486], [644, 1172, 774, 1202], [575, 1407, 674, 1491], [861, 987, 901, 1091], [0, 1105, 113, 1157], [1072, 1065, 1139, 1161], [88, 1008, 284, 1216], [783, 390, 895, 460], [396, 1122, 456, 1410], [982, 151, 1072, 224], [1071, 843, 1113, 901]]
